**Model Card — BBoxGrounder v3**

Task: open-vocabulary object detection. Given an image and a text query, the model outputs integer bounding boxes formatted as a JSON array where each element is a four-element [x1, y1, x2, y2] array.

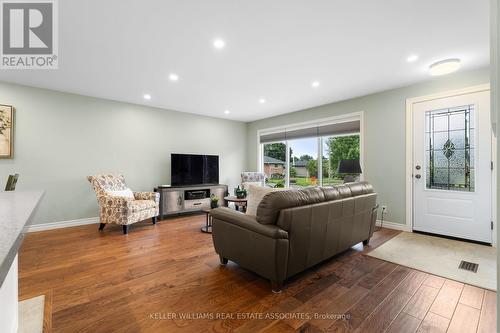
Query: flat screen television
[[171, 154, 219, 186]]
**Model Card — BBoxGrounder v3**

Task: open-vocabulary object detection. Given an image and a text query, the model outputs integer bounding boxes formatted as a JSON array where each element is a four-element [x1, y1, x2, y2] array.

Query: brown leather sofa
[[210, 182, 378, 292]]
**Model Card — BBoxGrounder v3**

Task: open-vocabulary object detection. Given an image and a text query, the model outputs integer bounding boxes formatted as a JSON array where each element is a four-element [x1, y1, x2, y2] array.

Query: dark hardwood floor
[[19, 214, 496, 333]]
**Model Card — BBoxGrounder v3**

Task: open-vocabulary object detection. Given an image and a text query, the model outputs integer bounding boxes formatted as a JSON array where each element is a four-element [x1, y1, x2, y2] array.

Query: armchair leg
[[271, 280, 283, 293], [98, 223, 106, 231], [219, 255, 228, 266], [152, 216, 157, 225], [123, 225, 129, 234]]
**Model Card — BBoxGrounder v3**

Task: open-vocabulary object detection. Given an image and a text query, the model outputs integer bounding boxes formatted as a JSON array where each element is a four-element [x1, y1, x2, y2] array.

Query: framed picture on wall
[[0, 104, 14, 159]]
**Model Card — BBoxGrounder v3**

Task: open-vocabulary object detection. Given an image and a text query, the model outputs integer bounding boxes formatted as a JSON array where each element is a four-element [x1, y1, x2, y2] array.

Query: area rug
[[367, 232, 497, 291], [19, 295, 45, 333]]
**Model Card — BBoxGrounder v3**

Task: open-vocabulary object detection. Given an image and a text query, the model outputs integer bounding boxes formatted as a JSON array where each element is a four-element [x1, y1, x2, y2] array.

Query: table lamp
[[337, 160, 362, 183]]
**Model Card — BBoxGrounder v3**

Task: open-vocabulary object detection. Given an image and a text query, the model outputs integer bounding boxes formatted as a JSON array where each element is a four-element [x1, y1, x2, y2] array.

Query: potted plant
[[210, 194, 219, 209], [235, 187, 247, 199]]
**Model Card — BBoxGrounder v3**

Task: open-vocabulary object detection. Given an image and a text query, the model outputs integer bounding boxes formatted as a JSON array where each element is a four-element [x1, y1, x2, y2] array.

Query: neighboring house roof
[[292, 160, 308, 167], [263, 156, 285, 164]]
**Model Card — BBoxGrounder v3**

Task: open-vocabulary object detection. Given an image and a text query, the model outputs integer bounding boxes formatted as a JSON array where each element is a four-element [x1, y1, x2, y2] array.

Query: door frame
[[405, 84, 497, 246]]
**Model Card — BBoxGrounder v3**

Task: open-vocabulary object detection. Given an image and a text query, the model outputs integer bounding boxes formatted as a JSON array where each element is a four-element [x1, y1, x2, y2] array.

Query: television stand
[[155, 184, 228, 219]]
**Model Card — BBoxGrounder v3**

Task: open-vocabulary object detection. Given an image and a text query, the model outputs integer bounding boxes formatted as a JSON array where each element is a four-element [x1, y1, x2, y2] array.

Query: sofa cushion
[[241, 181, 263, 190], [346, 181, 374, 195], [334, 184, 353, 198], [105, 188, 134, 199], [300, 187, 325, 204], [129, 200, 157, 212], [321, 187, 342, 201], [256, 190, 309, 224]]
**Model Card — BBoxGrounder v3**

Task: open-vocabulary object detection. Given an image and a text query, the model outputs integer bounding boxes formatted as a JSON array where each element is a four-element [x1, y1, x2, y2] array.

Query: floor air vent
[[458, 260, 478, 273]]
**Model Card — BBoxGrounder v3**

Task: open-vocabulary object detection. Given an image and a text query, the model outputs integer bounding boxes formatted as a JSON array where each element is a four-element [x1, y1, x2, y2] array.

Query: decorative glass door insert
[[425, 105, 475, 191]]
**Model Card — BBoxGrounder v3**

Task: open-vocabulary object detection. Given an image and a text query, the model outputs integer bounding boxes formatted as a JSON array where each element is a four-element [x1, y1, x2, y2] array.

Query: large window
[[322, 135, 360, 186], [260, 118, 361, 188], [263, 142, 287, 187], [289, 137, 318, 188]]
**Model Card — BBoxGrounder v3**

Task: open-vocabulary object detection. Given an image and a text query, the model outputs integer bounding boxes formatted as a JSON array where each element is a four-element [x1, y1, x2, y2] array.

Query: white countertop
[[0, 190, 44, 287]]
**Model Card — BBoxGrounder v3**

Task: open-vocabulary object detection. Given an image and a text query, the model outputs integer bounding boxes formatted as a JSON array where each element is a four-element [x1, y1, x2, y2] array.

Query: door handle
[[415, 174, 422, 179]]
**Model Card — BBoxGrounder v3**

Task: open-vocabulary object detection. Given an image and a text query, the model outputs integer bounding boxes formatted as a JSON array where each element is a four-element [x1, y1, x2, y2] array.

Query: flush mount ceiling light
[[169, 73, 179, 81], [224, 110, 230, 114], [429, 58, 461, 76], [143, 94, 151, 100], [407, 54, 419, 62], [259, 98, 266, 104], [213, 38, 226, 50], [312, 81, 320, 88]]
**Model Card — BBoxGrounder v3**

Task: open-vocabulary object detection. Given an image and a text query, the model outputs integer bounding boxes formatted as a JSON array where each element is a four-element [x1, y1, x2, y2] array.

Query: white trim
[[492, 133, 497, 247], [24, 217, 99, 233], [376, 220, 411, 232], [256, 111, 364, 181], [405, 84, 494, 239]]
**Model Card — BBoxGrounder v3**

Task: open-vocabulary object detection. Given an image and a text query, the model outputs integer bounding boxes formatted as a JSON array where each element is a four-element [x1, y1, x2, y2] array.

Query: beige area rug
[[367, 232, 497, 291], [19, 295, 45, 333]]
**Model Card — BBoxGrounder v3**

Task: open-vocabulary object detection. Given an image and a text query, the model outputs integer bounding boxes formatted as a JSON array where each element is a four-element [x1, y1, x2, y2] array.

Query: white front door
[[412, 90, 492, 243]]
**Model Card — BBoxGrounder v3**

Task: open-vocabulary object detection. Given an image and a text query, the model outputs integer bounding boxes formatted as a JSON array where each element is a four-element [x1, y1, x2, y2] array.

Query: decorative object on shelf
[[210, 194, 219, 209], [234, 186, 247, 199], [337, 159, 362, 183], [0, 105, 14, 159], [4, 174, 19, 191]]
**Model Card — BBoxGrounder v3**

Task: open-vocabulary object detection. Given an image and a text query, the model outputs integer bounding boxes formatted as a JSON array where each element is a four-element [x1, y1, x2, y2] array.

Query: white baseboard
[[24, 217, 99, 233], [376, 220, 411, 232]]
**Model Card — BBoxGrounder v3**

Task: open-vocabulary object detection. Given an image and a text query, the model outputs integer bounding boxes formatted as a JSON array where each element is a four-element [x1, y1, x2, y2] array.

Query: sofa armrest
[[98, 195, 133, 208], [210, 207, 288, 239], [133, 191, 160, 202]]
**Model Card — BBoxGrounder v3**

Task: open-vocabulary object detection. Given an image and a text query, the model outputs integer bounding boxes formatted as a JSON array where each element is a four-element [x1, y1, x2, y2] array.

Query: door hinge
[[491, 161, 494, 171], [491, 221, 494, 230]]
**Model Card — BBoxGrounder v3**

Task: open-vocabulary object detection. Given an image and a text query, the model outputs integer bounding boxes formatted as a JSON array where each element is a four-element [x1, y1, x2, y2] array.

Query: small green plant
[[275, 180, 285, 188], [210, 194, 219, 208]]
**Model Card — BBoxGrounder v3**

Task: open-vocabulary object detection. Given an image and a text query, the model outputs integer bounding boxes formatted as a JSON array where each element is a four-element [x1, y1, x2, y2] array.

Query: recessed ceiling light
[[259, 98, 266, 104], [407, 55, 419, 62], [143, 94, 151, 100], [213, 38, 225, 50], [429, 58, 461, 76], [224, 110, 230, 114], [312, 81, 320, 88], [169, 73, 179, 81]]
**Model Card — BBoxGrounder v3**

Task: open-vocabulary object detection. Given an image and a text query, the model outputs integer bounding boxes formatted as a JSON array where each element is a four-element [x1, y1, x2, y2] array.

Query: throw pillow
[[241, 181, 262, 190], [105, 188, 134, 199], [246, 184, 282, 216]]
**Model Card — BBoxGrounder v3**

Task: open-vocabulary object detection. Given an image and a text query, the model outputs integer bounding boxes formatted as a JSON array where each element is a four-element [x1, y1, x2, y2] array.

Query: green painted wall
[[246, 68, 490, 225], [0, 82, 247, 225]]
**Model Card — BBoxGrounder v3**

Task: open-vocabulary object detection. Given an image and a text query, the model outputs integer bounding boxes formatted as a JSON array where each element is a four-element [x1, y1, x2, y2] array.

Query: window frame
[[257, 112, 364, 187]]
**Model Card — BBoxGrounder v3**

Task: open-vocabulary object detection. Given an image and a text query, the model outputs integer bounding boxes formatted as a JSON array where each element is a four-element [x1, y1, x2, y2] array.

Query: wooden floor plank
[[403, 285, 440, 320], [477, 290, 497, 333], [428, 279, 464, 319], [355, 289, 413, 333], [446, 303, 481, 333], [422, 275, 446, 290], [417, 312, 450, 333], [386, 312, 422, 333], [17, 216, 495, 333], [459, 284, 485, 310]]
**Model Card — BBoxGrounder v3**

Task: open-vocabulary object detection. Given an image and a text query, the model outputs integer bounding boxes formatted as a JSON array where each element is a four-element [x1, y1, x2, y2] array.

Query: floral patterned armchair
[[240, 172, 267, 188], [87, 174, 159, 234]]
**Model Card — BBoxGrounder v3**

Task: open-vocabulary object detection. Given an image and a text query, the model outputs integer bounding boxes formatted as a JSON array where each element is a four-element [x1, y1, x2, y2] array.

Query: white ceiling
[[0, 0, 490, 122]]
